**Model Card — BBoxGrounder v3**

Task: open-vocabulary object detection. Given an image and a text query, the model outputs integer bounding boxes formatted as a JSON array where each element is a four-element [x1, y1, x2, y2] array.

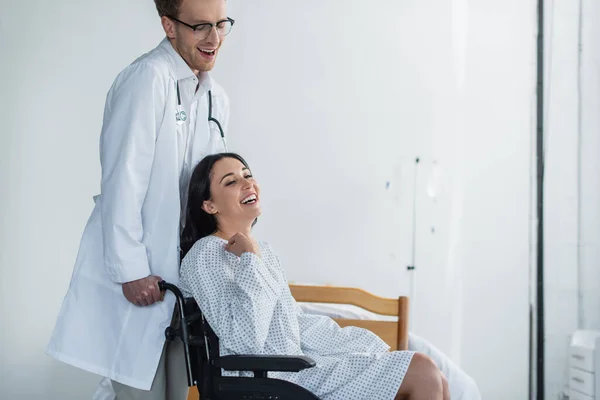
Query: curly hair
[[154, 0, 183, 17]]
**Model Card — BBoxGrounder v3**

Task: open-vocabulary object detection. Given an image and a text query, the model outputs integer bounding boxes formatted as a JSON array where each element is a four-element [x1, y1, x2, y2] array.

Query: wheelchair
[[158, 281, 322, 400]]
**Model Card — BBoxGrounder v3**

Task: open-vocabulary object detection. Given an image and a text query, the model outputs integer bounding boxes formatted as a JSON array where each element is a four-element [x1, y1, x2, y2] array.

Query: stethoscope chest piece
[[175, 110, 187, 125]]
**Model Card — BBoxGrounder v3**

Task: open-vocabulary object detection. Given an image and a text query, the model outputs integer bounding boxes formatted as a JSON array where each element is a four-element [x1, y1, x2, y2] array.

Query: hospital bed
[[176, 282, 410, 400], [290, 284, 482, 400]]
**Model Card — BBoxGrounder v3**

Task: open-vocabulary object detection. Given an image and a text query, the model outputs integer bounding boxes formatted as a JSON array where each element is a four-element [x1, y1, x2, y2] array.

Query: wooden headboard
[[288, 284, 409, 351], [187, 284, 409, 400]]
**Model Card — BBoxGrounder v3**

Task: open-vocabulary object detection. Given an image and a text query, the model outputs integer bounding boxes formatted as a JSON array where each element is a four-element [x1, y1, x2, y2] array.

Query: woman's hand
[[225, 232, 261, 257]]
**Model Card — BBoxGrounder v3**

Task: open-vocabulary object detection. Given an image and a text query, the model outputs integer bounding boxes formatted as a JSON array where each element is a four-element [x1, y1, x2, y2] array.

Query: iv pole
[[407, 157, 420, 321], [533, 0, 545, 398]]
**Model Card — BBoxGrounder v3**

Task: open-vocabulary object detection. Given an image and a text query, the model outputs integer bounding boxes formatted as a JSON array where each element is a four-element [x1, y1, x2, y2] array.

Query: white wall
[[578, 0, 600, 332], [544, 0, 600, 398], [543, 0, 580, 396], [0, 1, 536, 399]]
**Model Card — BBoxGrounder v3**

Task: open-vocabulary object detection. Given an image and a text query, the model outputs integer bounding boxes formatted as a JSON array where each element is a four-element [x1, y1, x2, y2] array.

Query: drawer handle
[[572, 354, 585, 360], [572, 377, 585, 384]]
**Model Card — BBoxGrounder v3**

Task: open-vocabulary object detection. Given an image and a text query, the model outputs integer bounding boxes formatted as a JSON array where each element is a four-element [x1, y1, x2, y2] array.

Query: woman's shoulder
[[182, 235, 278, 263], [257, 239, 272, 249], [179, 236, 230, 295], [193, 235, 276, 251], [257, 240, 282, 266], [186, 235, 227, 259]]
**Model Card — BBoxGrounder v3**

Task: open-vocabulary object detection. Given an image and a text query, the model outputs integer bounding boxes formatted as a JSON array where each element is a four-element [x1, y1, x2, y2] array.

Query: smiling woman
[[176, 153, 450, 400], [180, 153, 261, 258]]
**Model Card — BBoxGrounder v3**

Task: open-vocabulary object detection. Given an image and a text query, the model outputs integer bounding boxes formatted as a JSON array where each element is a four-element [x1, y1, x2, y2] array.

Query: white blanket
[[298, 302, 482, 400]]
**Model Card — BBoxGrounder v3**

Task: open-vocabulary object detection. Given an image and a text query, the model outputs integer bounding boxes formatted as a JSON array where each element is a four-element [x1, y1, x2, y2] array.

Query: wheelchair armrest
[[214, 355, 316, 373]]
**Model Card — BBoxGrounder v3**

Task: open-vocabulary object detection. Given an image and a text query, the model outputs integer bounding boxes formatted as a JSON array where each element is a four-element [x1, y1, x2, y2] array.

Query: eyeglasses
[[169, 16, 235, 40]]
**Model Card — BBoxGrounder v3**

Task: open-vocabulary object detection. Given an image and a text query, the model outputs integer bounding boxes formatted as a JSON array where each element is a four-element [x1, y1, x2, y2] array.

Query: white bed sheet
[[298, 302, 482, 400], [298, 302, 398, 321]]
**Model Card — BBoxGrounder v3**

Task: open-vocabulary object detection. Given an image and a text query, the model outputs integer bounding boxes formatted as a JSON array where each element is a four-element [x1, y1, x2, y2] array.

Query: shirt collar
[[159, 37, 213, 92]]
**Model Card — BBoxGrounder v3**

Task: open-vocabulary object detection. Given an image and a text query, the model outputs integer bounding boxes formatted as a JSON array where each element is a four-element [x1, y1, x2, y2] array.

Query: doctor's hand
[[122, 275, 164, 307], [225, 233, 261, 258]]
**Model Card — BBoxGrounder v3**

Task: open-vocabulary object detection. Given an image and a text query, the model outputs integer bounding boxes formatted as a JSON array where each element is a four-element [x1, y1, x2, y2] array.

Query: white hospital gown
[[179, 235, 415, 400]]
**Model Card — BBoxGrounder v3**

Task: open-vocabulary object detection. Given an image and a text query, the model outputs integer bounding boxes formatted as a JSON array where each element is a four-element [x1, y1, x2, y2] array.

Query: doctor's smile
[[166, 9, 233, 74]]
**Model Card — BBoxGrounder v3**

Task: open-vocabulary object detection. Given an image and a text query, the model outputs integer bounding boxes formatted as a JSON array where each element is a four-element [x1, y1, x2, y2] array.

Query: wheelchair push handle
[[158, 280, 182, 298], [157, 280, 195, 387]]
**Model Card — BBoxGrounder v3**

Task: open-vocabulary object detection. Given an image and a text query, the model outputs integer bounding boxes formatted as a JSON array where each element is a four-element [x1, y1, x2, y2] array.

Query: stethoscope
[[175, 81, 228, 151]]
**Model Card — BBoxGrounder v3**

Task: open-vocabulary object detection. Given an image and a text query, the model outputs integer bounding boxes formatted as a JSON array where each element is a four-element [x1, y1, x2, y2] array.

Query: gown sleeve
[[180, 239, 284, 355], [294, 302, 391, 356], [264, 248, 392, 356]]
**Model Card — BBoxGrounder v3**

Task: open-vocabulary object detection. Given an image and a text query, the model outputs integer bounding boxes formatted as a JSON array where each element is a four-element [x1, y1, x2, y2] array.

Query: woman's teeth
[[241, 194, 257, 204]]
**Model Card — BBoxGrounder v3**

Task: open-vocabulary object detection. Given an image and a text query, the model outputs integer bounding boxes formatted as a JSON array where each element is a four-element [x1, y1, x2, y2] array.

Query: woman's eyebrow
[[219, 172, 234, 183], [220, 167, 250, 183]]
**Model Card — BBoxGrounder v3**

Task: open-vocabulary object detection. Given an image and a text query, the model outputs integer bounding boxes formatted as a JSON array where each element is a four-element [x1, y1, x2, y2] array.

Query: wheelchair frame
[[158, 281, 322, 400]]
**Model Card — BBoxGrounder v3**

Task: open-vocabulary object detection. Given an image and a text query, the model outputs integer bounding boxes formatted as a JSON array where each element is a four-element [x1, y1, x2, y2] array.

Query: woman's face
[[202, 157, 262, 223]]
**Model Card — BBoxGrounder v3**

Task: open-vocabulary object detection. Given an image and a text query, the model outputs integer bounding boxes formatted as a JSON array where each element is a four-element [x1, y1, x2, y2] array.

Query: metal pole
[[407, 158, 420, 319], [535, 0, 545, 398]]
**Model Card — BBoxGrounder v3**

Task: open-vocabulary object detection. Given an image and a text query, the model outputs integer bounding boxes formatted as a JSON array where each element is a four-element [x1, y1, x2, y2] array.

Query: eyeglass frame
[[168, 16, 235, 39]]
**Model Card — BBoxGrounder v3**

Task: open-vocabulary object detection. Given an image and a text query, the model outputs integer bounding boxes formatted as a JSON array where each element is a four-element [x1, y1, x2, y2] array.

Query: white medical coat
[[46, 37, 230, 390]]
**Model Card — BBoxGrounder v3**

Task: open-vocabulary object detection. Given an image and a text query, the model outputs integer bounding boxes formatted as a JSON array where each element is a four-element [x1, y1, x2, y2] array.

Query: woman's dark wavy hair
[[180, 152, 256, 258]]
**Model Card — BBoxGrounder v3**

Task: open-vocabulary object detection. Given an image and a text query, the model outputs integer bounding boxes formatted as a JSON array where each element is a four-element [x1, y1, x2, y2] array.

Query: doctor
[[47, 0, 232, 398]]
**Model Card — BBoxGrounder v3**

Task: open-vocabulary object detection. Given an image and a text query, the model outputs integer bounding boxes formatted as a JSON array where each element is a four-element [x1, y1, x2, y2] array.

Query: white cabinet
[[569, 330, 600, 400]]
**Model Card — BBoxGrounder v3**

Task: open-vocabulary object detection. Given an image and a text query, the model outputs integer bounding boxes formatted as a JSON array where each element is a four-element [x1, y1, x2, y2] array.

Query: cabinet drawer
[[570, 345, 595, 372], [569, 389, 594, 400], [569, 367, 594, 397]]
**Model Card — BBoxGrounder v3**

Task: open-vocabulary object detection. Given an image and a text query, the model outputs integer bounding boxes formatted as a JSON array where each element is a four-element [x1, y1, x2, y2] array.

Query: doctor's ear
[[202, 200, 218, 215], [161, 16, 177, 39]]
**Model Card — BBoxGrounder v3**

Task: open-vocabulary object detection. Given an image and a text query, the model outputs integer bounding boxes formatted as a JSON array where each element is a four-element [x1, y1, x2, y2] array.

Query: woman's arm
[[265, 248, 391, 356], [181, 239, 283, 355]]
